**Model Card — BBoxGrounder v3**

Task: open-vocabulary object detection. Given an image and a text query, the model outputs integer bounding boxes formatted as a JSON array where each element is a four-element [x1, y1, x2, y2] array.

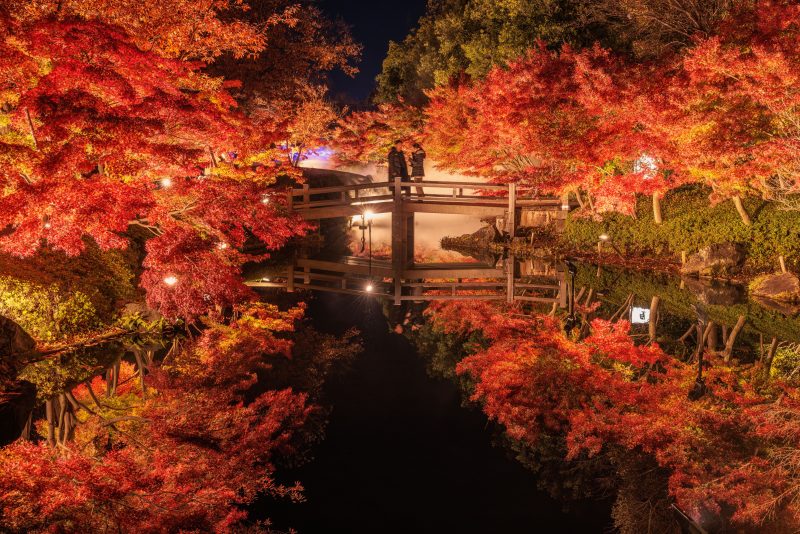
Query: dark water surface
[[260, 292, 612, 533]]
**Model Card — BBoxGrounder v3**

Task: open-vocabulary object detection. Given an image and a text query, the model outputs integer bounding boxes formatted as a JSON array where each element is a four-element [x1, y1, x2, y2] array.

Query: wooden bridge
[[288, 176, 572, 232], [248, 172, 572, 306], [247, 256, 567, 307]]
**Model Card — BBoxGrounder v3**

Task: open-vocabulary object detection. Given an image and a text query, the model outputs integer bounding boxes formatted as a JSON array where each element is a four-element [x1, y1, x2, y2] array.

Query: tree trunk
[[706, 322, 718, 351], [731, 196, 752, 226], [20, 412, 32, 441], [57, 394, 67, 445], [575, 191, 586, 210], [764, 338, 779, 378], [134, 351, 148, 400], [652, 192, 663, 224], [45, 399, 55, 447], [649, 296, 660, 342], [723, 316, 747, 362]]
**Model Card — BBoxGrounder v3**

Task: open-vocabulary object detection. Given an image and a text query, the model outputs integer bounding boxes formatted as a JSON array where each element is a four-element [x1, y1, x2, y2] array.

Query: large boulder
[[0, 316, 36, 384], [681, 243, 746, 277], [750, 272, 800, 303], [0, 380, 36, 446]]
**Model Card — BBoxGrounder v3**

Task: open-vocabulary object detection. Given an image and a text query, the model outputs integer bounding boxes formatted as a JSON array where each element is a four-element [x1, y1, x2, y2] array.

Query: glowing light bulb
[[43, 222, 51, 229], [163, 275, 178, 286], [261, 277, 271, 282], [261, 195, 270, 204], [160, 177, 173, 188], [217, 242, 228, 250], [365, 283, 374, 293], [363, 210, 375, 221], [599, 234, 610, 241]]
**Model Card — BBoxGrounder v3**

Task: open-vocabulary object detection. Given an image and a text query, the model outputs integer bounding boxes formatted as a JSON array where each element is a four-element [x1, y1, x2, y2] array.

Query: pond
[[256, 291, 614, 533], [5, 205, 798, 532]]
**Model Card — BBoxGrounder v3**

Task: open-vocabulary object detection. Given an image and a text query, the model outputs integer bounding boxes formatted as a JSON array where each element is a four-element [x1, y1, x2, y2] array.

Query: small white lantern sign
[[631, 306, 651, 324]]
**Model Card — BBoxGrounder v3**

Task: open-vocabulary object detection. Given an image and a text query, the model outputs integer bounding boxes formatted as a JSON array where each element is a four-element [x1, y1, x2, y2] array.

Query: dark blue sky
[[318, 0, 428, 104]]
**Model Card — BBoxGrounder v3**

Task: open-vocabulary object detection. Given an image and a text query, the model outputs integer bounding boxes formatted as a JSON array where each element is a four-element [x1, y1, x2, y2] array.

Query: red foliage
[[423, 44, 681, 216], [0, 16, 309, 320], [331, 103, 423, 165], [0, 304, 313, 532], [430, 301, 800, 529]]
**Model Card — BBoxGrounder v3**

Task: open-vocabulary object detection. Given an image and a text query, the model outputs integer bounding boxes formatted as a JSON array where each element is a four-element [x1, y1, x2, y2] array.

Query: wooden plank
[[399, 294, 506, 302], [402, 282, 507, 289], [246, 281, 288, 288], [402, 267, 504, 278], [294, 283, 392, 299], [295, 258, 394, 277], [403, 180, 508, 190], [515, 283, 561, 290], [513, 296, 560, 303], [291, 182, 392, 195]]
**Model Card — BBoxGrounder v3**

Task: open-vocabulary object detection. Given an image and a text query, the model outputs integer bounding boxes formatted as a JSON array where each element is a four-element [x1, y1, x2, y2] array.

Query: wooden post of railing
[[392, 175, 403, 306], [506, 253, 515, 304], [287, 187, 294, 211], [508, 183, 517, 237], [561, 193, 570, 211], [302, 183, 310, 206], [287, 263, 295, 293]]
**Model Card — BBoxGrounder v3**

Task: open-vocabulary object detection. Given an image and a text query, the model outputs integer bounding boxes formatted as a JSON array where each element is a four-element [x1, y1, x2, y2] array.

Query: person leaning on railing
[[388, 140, 410, 195], [410, 143, 425, 197]]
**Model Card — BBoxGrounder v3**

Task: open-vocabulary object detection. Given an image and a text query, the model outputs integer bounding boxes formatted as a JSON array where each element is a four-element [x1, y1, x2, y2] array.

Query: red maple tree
[[0, 14, 309, 320]]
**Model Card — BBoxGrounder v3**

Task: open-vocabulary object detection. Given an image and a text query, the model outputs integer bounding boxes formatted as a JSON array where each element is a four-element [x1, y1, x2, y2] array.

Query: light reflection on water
[[348, 212, 484, 261]]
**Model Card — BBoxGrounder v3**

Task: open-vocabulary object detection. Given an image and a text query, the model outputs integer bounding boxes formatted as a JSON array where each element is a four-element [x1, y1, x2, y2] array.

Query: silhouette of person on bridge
[[410, 142, 426, 197], [388, 140, 410, 195]]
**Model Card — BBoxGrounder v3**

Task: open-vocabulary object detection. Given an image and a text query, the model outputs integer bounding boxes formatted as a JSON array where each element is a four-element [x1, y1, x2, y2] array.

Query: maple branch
[[25, 108, 38, 150]]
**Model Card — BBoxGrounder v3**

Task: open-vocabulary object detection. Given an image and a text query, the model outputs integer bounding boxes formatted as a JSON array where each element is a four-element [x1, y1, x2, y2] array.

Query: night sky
[[318, 0, 428, 105]]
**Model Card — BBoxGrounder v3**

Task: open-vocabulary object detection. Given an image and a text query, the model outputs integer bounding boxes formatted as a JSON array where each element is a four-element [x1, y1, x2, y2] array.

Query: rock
[[750, 272, 800, 303], [681, 243, 746, 277], [441, 225, 502, 262], [682, 277, 747, 306], [0, 380, 36, 446], [752, 295, 800, 316], [0, 316, 35, 357], [0, 316, 36, 383]]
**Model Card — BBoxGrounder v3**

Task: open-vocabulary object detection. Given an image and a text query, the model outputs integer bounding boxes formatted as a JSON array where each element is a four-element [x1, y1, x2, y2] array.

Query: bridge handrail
[[291, 182, 392, 195]]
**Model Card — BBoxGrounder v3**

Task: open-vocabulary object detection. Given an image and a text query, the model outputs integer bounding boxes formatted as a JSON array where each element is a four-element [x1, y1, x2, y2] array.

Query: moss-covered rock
[[750, 272, 800, 303], [681, 243, 746, 277]]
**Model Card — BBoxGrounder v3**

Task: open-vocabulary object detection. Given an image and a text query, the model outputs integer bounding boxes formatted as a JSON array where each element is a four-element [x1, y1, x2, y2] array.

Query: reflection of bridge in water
[[248, 173, 575, 306]]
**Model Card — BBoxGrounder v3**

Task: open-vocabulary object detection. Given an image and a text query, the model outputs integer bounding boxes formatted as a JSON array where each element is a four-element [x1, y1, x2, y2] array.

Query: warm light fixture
[[160, 177, 173, 188], [217, 242, 229, 250], [365, 283, 374, 293], [261, 277, 271, 282], [43, 222, 51, 229], [599, 234, 610, 241], [364, 209, 375, 221], [261, 195, 270, 204], [163, 275, 178, 286], [634, 153, 658, 180]]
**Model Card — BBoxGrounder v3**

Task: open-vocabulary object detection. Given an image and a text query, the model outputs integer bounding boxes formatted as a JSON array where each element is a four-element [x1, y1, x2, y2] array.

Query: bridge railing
[[288, 177, 563, 212], [247, 259, 565, 305]]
